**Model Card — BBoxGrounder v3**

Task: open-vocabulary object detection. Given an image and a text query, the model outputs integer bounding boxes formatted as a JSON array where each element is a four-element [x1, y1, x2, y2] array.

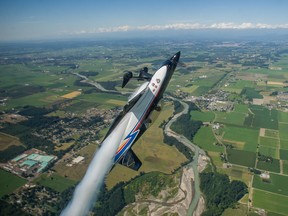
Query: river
[[164, 99, 206, 215]]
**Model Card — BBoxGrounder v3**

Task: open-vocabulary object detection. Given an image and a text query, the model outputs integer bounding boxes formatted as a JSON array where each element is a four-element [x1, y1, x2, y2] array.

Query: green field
[[193, 126, 224, 152], [222, 125, 259, 152], [253, 173, 288, 196], [278, 111, 288, 123], [280, 149, 288, 160], [37, 173, 77, 192], [215, 111, 246, 126], [245, 105, 278, 130], [280, 139, 288, 150], [0, 169, 27, 198], [253, 189, 288, 215], [257, 159, 280, 173], [259, 136, 279, 148], [265, 129, 279, 138], [283, 160, 288, 175], [190, 110, 215, 122], [279, 123, 288, 140], [227, 149, 256, 167], [259, 146, 279, 159]]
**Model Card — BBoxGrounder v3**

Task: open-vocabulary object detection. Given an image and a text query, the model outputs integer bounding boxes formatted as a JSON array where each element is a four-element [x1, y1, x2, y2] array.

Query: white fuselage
[[108, 65, 168, 162]]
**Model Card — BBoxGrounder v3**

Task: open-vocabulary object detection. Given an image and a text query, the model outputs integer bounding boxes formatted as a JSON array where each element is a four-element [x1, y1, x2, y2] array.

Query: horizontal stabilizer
[[118, 149, 142, 171]]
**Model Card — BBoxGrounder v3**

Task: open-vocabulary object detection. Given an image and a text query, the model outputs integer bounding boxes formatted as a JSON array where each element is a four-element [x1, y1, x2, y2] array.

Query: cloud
[[69, 22, 288, 35]]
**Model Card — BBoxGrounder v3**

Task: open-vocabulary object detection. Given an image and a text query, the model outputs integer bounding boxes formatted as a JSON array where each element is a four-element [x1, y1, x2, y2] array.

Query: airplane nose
[[170, 51, 181, 64]]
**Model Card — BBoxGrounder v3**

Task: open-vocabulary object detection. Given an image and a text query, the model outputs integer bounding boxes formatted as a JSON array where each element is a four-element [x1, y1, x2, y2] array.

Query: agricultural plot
[[222, 125, 259, 152], [37, 173, 77, 192], [253, 189, 288, 216], [259, 136, 279, 148], [245, 105, 278, 130], [190, 110, 215, 122], [0, 169, 27, 198], [280, 149, 288, 160], [283, 160, 288, 175], [226, 149, 256, 167], [222, 80, 255, 94], [264, 129, 279, 138], [256, 159, 280, 173], [279, 123, 288, 140], [278, 111, 288, 123], [0, 133, 23, 151], [193, 126, 224, 152], [259, 146, 279, 159], [253, 173, 288, 196], [280, 139, 288, 150], [214, 111, 246, 126]]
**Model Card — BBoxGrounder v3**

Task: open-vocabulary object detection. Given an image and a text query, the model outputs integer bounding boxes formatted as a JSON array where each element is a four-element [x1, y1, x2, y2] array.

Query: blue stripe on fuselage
[[114, 88, 159, 163]]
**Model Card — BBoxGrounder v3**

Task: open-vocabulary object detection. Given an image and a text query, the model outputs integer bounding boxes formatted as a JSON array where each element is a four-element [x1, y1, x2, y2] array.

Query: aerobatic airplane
[[103, 51, 180, 171]]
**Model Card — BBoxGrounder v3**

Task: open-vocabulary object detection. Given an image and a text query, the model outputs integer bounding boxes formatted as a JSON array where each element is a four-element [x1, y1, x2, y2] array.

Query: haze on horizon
[[1, 0, 288, 41]]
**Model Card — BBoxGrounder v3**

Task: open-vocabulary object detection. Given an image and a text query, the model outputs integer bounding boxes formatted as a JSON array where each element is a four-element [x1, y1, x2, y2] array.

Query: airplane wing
[[118, 149, 142, 171]]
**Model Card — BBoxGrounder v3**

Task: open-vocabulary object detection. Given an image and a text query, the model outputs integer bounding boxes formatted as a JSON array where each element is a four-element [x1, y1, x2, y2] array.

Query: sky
[[1, 0, 288, 41]]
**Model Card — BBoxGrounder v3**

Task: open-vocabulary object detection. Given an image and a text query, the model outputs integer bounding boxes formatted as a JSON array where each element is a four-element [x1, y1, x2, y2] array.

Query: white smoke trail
[[61, 128, 122, 216]]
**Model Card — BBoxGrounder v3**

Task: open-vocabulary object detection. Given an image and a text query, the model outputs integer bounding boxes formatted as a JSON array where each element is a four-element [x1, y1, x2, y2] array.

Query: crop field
[[222, 125, 259, 152], [283, 160, 288, 175], [256, 159, 280, 173], [278, 111, 288, 123], [264, 129, 279, 138], [259, 146, 279, 159], [279, 123, 288, 140], [279, 149, 288, 160], [245, 105, 278, 130], [0, 169, 27, 198], [222, 80, 255, 94], [190, 110, 215, 122], [214, 111, 246, 126], [253, 189, 288, 215], [280, 139, 288, 150], [253, 173, 288, 196], [0, 132, 23, 151], [37, 173, 77, 192], [227, 149, 256, 167], [61, 91, 82, 99], [193, 126, 223, 152], [259, 136, 279, 148]]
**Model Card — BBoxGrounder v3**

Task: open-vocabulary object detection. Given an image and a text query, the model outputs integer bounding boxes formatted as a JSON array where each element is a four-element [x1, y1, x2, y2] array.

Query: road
[[164, 99, 206, 215]]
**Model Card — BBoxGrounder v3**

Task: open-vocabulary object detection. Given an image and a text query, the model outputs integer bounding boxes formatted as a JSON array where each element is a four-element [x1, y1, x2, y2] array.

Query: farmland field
[[222, 125, 259, 152], [253, 189, 288, 215], [193, 126, 223, 152], [214, 111, 246, 126], [256, 159, 280, 173], [37, 173, 77, 192], [278, 111, 288, 123], [0, 132, 23, 151], [227, 149, 256, 167], [259, 136, 279, 148], [190, 110, 215, 122], [279, 123, 288, 140], [280, 149, 288, 160], [259, 146, 279, 159], [253, 173, 288, 196], [245, 105, 278, 130], [0, 169, 27, 198], [283, 160, 288, 175]]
